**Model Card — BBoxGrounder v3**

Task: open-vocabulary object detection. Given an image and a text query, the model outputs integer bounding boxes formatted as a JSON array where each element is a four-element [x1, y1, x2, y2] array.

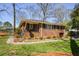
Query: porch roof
[[19, 19, 65, 27]]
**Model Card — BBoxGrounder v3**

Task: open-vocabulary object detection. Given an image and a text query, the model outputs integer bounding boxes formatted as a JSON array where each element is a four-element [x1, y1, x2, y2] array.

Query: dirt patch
[[0, 32, 7, 36], [33, 52, 72, 56]]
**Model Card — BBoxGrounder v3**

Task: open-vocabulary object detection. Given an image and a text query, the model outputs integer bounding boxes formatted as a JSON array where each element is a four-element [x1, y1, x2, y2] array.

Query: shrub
[[47, 36, 51, 39]]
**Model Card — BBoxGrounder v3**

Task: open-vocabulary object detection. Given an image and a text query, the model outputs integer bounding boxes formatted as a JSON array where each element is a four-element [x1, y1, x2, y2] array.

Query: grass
[[0, 36, 79, 56]]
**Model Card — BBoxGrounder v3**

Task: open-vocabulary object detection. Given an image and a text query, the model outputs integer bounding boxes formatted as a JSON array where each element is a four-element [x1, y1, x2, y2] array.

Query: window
[[57, 26, 60, 29], [47, 25, 51, 29], [62, 26, 65, 29], [26, 23, 33, 31], [52, 25, 54, 29], [43, 24, 46, 28], [58, 26, 61, 29], [29, 24, 33, 30], [60, 26, 62, 30], [45, 24, 49, 29], [53, 25, 56, 29], [60, 26, 65, 30], [53, 25, 60, 29], [56, 25, 59, 29]]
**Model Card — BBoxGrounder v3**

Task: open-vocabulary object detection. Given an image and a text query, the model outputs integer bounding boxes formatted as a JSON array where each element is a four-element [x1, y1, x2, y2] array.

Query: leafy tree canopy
[[0, 21, 3, 26], [70, 4, 79, 29], [3, 21, 12, 27]]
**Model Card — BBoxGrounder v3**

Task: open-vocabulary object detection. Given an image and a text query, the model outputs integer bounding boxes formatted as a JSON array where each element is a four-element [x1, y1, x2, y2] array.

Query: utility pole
[[13, 3, 16, 34]]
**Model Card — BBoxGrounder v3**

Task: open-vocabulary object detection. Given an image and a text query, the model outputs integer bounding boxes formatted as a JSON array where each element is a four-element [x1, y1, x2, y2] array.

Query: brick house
[[17, 19, 65, 39]]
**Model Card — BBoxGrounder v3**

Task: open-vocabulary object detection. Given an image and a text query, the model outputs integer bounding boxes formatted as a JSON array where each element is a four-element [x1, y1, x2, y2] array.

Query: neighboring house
[[0, 26, 13, 36], [18, 19, 65, 39]]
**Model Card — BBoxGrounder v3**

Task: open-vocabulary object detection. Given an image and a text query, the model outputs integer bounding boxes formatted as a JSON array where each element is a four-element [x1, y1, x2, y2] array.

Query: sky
[[0, 3, 75, 27], [64, 3, 75, 9]]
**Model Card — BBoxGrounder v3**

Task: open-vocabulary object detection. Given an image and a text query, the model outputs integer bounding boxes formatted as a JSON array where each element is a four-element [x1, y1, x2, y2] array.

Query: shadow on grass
[[70, 38, 79, 56]]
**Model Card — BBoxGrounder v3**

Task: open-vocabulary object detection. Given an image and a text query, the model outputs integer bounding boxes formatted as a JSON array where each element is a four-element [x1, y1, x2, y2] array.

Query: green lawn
[[0, 36, 79, 56]]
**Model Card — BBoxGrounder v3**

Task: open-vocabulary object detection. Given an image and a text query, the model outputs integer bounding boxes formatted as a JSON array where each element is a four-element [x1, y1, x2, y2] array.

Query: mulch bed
[[0, 32, 7, 36], [33, 52, 72, 56]]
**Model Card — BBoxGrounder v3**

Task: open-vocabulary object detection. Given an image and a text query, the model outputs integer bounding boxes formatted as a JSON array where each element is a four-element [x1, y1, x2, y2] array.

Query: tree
[[4, 21, 12, 27], [0, 21, 3, 31], [0, 4, 9, 26], [36, 3, 53, 21], [53, 4, 66, 23], [3, 21, 12, 32], [0, 21, 3, 26], [70, 4, 79, 29], [35, 3, 53, 38], [25, 5, 35, 19]]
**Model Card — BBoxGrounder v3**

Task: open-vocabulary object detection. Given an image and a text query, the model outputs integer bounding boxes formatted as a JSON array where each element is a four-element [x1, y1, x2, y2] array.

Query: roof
[[19, 19, 65, 27]]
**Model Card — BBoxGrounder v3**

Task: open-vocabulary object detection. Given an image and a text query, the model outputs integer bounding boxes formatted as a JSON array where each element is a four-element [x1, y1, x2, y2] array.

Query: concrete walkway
[[7, 37, 62, 44], [6, 36, 14, 44], [14, 40, 62, 45]]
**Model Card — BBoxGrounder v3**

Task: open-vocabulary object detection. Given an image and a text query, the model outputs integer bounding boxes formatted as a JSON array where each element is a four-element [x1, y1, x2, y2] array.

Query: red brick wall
[[24, 28, 65, 39], [39, 28, 65, 38], [24, 31, 40, 39]]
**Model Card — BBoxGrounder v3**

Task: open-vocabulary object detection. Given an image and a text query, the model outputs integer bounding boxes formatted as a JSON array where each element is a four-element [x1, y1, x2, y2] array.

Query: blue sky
[[64, 3, 75, 9], [0, 3, 75, 27]]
